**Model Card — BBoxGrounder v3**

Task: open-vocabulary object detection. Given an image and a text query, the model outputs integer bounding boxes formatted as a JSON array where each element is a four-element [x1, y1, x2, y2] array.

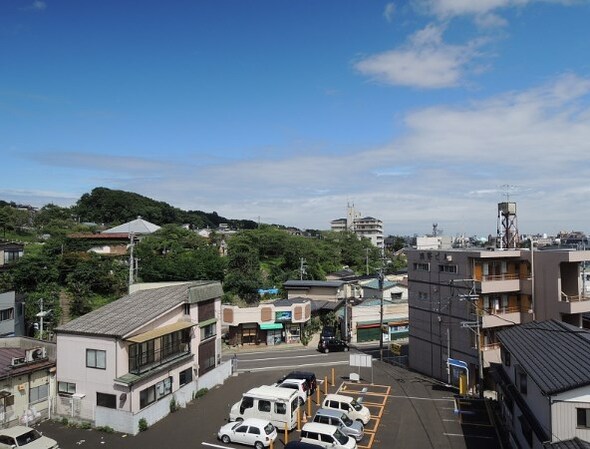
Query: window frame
[[58, 381, 76, 396], [86, 348, 107, 370]]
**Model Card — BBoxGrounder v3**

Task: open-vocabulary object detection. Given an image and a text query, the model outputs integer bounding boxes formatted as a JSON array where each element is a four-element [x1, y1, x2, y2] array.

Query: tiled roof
[[272, 298, 309, 307], [56, 281, 222, 338], [497, 319, 590, 395], [0, 348, 54, 380], [102, 217, 161, 235]]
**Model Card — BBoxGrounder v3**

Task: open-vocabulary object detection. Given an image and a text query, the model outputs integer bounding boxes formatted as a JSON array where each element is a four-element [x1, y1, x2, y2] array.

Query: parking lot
[[37, 359, 500, 449]]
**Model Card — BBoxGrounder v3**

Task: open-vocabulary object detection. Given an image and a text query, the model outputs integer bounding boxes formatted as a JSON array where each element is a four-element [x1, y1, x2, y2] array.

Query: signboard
[[350, 353, 372, 368], [447, 358, 468, 370], [275, 311, 292, 322]]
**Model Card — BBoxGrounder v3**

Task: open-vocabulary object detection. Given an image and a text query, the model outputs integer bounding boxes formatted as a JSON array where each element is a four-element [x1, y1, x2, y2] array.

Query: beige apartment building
[[407, 247, 590, 392]]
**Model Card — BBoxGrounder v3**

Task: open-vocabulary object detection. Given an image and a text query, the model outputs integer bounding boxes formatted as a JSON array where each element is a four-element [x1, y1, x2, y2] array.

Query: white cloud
[[413, 0, 581, 22], [383, 3, 396, 22], [354, 24, 481, 88]]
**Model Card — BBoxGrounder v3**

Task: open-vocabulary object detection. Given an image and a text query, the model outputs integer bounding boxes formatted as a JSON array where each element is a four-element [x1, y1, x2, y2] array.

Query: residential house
[[54, 281, 227, 434], [0, 291, 25, 337], [222, 298, 311, 346], [0, 242, 24, 270], [0, 337, 56, 428], [494, 320, 590, 448]]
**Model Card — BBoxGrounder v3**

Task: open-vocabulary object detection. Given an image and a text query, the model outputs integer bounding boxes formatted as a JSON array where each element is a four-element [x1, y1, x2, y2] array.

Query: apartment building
[[407, 247, 590, 392], [330, 204, 384, 249]]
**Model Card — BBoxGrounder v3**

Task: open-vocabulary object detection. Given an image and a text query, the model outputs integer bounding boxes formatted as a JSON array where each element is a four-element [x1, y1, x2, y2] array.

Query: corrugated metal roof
[[102, 217, 161, 235], [56, 281, 222, 338], [497, 319, 590, 395], [283, 280, 345, 288], [543, 438, 590, 449]]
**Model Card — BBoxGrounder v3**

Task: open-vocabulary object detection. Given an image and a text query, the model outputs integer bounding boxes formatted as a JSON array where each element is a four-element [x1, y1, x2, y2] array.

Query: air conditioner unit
[[11, 357, 26, 367], [25, 347, 47, 362]]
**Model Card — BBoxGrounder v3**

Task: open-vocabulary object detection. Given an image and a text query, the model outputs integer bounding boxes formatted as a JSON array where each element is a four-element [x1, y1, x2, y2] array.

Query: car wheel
[[255, 441, 264, 449], [324, 348, 329, 353], [221, 435, 231, 444]]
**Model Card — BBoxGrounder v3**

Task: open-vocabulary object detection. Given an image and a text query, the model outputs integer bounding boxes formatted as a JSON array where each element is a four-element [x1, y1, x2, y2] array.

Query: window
[[517, 367, 527, 395], [275, 402, 286, 415], [248, 427, 260, 435], [139, 377, 172, 409], [439, 264, 458, 273], [58, 381, 76, 395], [578, 408, 590, 428], [29, 384, 49, 403], [97, 392, 116, 409], [179, 368, 193, 386], [183, 303, 190, 315], [258, 400, 271, 412], [0, 308, 14, 321], [86, 349, 106, 369], [413, 262, 430, 272], [201, 323, 216, 341]]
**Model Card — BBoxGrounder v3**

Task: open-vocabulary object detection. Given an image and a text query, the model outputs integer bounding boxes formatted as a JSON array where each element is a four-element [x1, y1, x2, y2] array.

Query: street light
[[35, 297, 52, 340]]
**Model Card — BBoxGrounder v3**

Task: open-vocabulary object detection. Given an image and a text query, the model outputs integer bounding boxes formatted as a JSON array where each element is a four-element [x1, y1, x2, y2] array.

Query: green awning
[[260, 323, 283, 330], [198, 318, 217, 328]]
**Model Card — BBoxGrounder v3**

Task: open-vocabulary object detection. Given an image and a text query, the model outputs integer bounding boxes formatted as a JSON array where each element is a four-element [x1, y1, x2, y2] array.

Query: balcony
[[482, 343, 501, 367], [128, 341, 191, 375], [558, 293, 590, 315], [481, 306, 527, 329], [478, 273, 521, 294]]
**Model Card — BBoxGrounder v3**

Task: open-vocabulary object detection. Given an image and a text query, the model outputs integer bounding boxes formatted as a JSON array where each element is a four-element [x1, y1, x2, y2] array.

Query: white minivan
[[300, 422, 357, 449], [230, 385, 301, 430], [321, 394, 371, 425]]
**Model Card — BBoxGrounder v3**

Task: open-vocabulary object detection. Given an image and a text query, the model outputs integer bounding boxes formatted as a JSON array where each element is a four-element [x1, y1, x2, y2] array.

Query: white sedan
[[218, 418, 277, 449]]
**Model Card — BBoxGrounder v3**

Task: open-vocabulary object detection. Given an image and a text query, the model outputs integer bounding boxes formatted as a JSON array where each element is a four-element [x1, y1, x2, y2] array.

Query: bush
[[60, 417, 68, 426], [170, 396, 179, 413], [138, 418, 148, 432], [194, 388, 208, 399], [97, 425, 114, 433], [80, 422, 92, 430]]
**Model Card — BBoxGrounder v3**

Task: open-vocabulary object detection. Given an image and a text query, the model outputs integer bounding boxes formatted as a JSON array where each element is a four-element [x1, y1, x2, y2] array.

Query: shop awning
[[260, 323, 283, 330], [126, 321, 195, 343]]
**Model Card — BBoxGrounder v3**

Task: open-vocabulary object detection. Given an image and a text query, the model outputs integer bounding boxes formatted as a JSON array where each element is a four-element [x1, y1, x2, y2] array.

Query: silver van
[[312, 408, 364, 442]]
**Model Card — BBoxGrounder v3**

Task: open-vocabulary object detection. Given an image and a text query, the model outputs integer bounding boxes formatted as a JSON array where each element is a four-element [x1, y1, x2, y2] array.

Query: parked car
[[277, 371, 317, 396], [299, 422, 357, 449], [318, 338, 349, 353], [284, 442, 324, 449], [0, 426, 59, 449], [312, 408, 364, 442], [321, 394, 371, 425], [275, 378, 307, 405], [218, 418, 277, 449]]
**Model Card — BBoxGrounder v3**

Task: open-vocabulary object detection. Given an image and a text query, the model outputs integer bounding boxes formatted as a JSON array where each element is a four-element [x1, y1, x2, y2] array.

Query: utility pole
[[379, 259, 385, 362], [299, 258, 306, 281], [128, 232, 135, 292]]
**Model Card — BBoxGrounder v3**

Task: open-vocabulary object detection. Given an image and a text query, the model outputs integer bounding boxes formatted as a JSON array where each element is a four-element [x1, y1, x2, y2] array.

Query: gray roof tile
[[56, 281, 222, 338]]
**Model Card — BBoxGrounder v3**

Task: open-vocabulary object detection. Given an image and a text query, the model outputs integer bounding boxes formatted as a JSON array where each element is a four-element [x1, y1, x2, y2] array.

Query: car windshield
[[16, 429, 42, 446], [264, 423, 275, 435], [341, 414, 354, 426], [351, 399, 363, 411], [334, 428, 349, 445], [281, 384, 297, 390], [231, 422, 242, 430]]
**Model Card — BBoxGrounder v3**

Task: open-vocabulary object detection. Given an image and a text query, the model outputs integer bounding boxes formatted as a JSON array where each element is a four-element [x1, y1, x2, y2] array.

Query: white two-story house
[[494, 319, 590, 448], [54, 281, 224, 434]]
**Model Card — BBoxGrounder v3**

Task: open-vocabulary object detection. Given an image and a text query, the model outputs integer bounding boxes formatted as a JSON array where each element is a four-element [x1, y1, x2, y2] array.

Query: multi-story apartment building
[[407, 247, 590, 393], [330, 204, 383, 249]]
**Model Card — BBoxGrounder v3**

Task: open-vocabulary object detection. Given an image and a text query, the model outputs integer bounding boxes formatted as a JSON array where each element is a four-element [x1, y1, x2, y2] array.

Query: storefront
[[260, 322, 283, 345]]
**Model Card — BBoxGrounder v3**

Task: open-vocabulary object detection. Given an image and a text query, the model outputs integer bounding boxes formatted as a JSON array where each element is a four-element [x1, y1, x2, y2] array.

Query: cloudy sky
[[2, 0, 590, 237]]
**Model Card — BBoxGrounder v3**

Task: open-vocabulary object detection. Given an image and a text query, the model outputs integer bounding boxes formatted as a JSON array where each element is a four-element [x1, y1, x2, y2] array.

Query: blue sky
[[2, 0, 590, 237]]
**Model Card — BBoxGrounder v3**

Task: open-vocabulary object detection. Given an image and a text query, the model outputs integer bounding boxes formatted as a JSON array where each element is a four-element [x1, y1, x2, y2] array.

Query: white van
[[230, 386, 301, 430], [300, 422, 357, 449], [321, 394, 371, 425]]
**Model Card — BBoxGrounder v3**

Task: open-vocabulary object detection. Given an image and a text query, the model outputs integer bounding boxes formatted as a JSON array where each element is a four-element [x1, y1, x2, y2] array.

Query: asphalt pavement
[[37, 352, 500, 449]]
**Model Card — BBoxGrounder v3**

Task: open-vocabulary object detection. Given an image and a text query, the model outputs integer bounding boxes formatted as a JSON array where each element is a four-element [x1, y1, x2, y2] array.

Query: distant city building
[[330, 204, 383, 249]]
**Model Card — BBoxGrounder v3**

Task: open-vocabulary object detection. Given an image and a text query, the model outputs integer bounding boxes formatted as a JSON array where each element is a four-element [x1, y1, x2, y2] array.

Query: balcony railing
[[480, 306, 526, 316], [560, 292, 590, 303], [129, 342, 190, 375], [480, 273, 521, 282]]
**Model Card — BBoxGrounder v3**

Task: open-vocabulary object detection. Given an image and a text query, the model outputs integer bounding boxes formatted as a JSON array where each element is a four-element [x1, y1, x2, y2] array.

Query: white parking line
[[240, 353, 330, 362], [443, 433, 495, 439], [202, 442, 229, 449], [237, 360, 348, 372]]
